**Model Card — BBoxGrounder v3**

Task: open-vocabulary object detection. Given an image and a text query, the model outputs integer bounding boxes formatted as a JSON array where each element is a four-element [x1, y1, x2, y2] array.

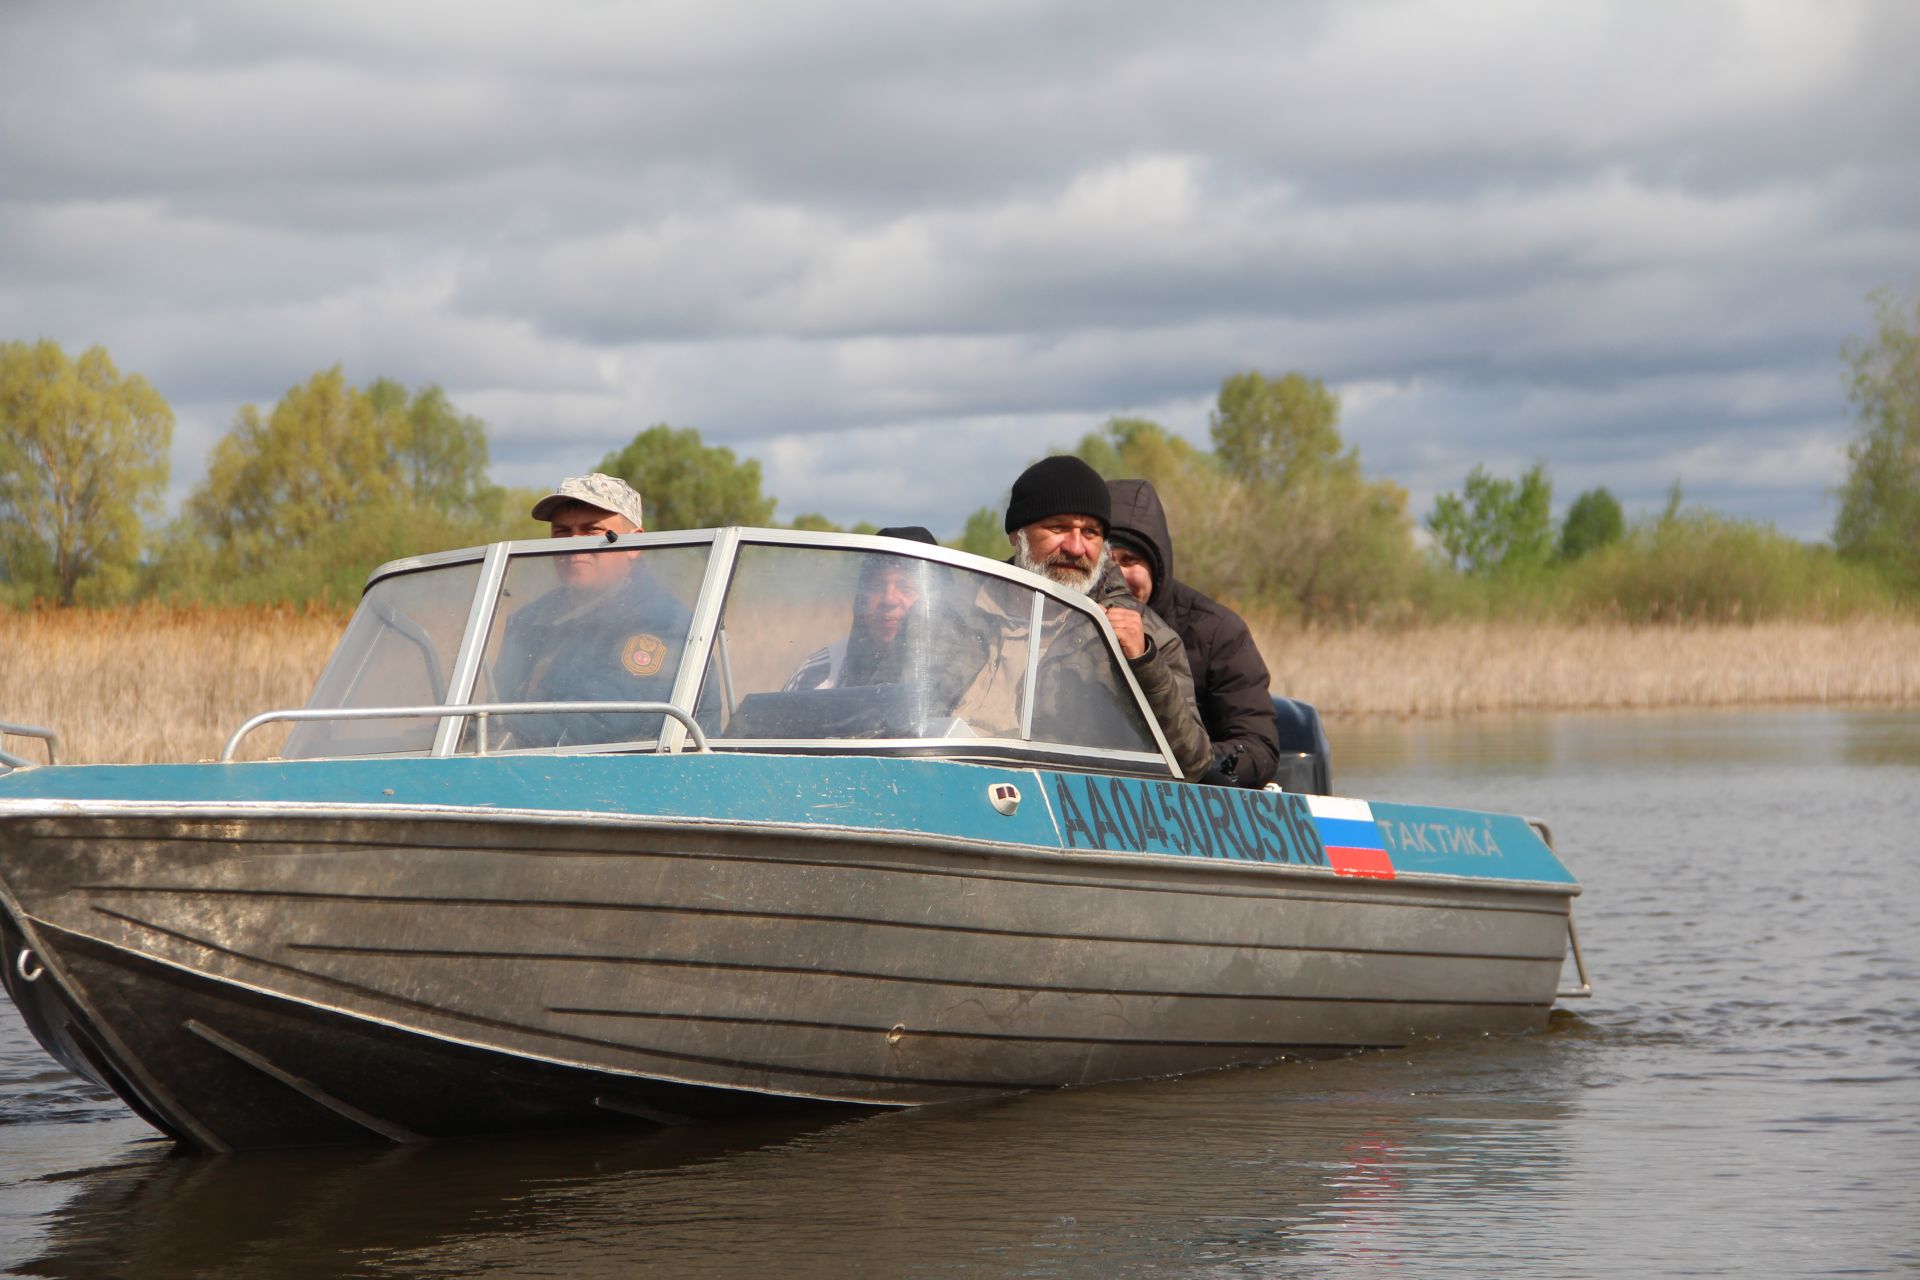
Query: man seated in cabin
[[768, 526, 993, 738], [985, 456, 1212, 780], [490, 473, 693, 747], [1106, 479, 1280, 788], [785, 527, 940, 692]]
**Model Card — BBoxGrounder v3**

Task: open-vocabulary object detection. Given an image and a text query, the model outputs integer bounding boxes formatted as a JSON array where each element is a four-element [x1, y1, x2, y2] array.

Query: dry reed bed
[[3, 608, 1916, 765], [1, 604, 346, 765], [1253, 618, 1920, 717]]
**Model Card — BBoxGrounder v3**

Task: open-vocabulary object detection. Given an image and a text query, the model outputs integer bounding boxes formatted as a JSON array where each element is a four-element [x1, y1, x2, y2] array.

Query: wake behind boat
[[0, 527, 1587, 1152]]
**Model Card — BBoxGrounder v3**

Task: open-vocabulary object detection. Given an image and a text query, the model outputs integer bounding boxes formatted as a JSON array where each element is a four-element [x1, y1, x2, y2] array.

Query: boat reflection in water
[[18, 1042, 1582, 1279], [0, 528, 1585, 1154]]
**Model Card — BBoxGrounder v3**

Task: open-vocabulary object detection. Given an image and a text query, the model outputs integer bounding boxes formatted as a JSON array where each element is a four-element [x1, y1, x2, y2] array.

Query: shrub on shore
[[1404, 508, 1901, 626], [1560, 511, 1896, 623]]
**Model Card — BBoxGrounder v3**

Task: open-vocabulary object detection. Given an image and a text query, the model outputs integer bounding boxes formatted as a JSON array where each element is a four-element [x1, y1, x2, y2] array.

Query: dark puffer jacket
[[1106, 480, 1281, 787], [1004, 550, 1213, 781]]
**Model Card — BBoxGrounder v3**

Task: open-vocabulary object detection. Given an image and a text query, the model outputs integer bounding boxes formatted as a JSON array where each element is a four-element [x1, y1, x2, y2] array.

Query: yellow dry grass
[[4, 606, 1917, 765], [1, 604, 347, 765], [1251, 617, 1920, 717]]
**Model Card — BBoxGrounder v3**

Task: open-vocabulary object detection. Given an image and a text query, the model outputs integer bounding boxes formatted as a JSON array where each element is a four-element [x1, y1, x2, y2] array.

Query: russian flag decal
[[1305, 796, 1396, 879]]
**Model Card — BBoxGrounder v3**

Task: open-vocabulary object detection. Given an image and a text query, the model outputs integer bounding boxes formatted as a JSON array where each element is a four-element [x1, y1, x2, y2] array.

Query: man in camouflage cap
[[493, 473, 693, 747], [529, 473, 647, 591], [531, 472, 646, 530]]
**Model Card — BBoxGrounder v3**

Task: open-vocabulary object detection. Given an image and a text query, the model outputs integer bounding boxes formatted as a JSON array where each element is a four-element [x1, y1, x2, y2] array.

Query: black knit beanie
[[1003, 456, 1110, 534], [874, 525, 938, 545]]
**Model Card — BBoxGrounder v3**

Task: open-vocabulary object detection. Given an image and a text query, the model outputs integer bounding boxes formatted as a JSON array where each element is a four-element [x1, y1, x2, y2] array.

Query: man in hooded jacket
[[997, 456, 1213, 782], [1106, 479, 1281, 788]]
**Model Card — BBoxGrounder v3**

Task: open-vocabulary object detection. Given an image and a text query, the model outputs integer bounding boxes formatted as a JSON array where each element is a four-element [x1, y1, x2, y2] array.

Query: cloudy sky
[[3, 1, 1915, 541]]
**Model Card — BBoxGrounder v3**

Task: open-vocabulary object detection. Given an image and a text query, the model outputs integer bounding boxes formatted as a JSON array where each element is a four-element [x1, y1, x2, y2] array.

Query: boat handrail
[[0, 721, 59, 770], [1557, 913, 1594, 1000], [221, 702, 711, 762]]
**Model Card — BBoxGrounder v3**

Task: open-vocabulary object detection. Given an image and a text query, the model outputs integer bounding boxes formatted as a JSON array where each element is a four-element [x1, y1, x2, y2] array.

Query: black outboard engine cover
[[1269, 695, 1332, 795]]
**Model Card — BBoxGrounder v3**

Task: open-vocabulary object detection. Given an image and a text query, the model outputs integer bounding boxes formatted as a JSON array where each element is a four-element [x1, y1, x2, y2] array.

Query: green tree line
[[3, 286, 1917, 618]]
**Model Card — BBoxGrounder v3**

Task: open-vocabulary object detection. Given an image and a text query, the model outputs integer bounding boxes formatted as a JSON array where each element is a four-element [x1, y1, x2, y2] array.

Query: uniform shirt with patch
[[492, 565, 695, 747]]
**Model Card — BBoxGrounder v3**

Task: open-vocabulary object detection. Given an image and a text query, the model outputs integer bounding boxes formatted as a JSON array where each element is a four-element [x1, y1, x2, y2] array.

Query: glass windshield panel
[[702, 546, 1031, 741], [284, 561, 483, 758], [700, 545, 970, 740], [472, 542, 709, 749], [940, 573, 1033, 741], [1028, 598, 1160, 753], [698, 545, 1151, 752]]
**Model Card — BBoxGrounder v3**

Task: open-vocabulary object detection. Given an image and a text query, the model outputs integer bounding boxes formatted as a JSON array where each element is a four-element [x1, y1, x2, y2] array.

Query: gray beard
[[1013, 530, 1108, 596]]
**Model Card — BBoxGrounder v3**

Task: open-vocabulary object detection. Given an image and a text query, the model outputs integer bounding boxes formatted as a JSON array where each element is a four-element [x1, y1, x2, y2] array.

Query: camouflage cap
[[530, 473, 645, 530]]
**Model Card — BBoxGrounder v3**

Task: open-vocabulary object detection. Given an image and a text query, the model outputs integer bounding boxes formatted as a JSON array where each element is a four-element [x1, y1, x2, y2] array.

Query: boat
[[0, 527, 1589, 1152]]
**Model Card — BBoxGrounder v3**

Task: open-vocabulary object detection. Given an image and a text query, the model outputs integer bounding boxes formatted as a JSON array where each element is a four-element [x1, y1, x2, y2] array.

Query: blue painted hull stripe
[[0, 754, 1577, 888]]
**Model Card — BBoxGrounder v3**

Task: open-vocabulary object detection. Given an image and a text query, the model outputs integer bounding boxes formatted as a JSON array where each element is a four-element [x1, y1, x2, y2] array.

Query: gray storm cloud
[[1, 0, 1915, 536]]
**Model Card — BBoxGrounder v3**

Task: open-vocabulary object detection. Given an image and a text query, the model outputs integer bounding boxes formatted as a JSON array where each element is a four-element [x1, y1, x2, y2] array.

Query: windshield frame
[[347, 526, 1180, 777]]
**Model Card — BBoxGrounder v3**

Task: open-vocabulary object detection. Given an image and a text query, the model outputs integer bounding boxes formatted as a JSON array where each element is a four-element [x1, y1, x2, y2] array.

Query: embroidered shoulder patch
[[621, 633, 669, 677]]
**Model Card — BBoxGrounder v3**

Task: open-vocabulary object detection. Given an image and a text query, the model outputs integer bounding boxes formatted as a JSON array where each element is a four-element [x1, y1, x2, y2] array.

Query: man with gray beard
[[1003, 456, 1212, 781]]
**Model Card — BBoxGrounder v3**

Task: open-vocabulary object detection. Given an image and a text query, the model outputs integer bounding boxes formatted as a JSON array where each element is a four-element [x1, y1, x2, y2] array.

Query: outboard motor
[[1269, 695, 1331, 795]]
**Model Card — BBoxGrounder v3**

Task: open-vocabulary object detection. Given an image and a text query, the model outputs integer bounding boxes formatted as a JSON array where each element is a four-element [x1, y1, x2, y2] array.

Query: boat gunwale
[[0, 794, 1583, 899]]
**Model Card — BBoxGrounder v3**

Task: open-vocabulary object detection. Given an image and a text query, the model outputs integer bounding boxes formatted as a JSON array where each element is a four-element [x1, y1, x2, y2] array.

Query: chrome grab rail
[[221, 702, 709, 762], [0, 721, 59, 770], [1527, 816, 1594, 1000]]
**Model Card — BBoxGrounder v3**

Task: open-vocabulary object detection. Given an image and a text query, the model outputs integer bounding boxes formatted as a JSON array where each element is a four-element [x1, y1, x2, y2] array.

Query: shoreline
[[1249, 618, 1920, 720], [1324, 694, 1917, 720], [3, 608, 1916, 765]]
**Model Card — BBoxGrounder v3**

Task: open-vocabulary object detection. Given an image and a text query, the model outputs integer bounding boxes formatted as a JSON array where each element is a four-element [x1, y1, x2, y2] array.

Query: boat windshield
[[470, 541, 710, 750], [700, 543, 1159, 757], [284, 532, 1169, 770], [285, 560, 484, 758]]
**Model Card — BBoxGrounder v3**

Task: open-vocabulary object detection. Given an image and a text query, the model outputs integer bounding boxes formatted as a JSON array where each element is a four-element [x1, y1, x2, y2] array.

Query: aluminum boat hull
[[0, 753, 1578, 1152]]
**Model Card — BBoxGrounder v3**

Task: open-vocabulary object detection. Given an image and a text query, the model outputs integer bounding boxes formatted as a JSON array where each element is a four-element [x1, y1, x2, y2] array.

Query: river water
[[2, 708, 1915, 1277]]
